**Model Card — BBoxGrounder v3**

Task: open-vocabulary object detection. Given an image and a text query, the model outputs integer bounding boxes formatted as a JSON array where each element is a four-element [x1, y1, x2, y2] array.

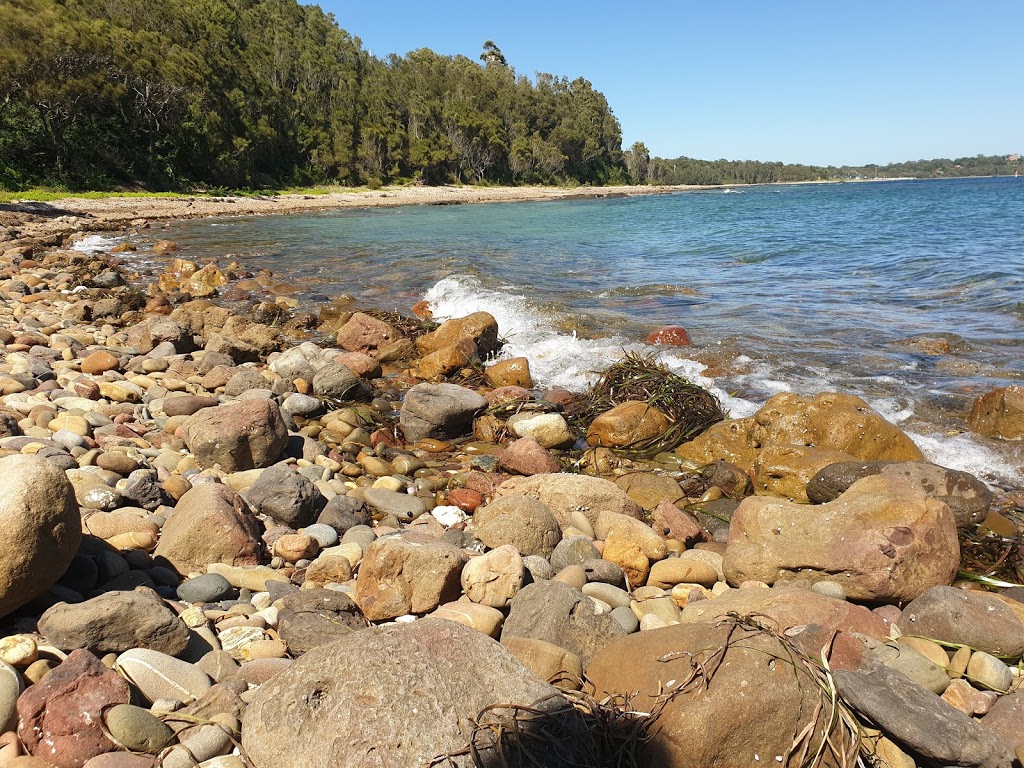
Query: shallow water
[[105, 177, 1024, 484]]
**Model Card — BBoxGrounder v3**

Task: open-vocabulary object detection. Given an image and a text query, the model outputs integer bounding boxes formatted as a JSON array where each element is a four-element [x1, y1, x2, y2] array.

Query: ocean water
[[112, 177, 1024, 484]]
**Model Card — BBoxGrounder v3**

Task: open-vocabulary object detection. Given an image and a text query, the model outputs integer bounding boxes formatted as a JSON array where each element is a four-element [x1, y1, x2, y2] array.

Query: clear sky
[[313, 0, 1021, 167]]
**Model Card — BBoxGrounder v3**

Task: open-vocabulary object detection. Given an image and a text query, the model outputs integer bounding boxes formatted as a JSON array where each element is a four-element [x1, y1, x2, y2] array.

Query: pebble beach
[[0, 191, 1023, 768]]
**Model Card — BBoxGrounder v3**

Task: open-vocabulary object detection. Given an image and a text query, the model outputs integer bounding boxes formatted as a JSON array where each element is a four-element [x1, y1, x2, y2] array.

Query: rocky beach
[[0, 198, 1023, 768]]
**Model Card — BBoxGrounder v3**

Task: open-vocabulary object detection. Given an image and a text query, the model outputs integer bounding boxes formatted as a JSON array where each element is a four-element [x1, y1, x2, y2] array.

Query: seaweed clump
[[565, 351, 726, 459]]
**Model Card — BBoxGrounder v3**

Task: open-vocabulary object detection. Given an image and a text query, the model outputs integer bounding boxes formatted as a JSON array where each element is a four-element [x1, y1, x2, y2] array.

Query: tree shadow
[[0, 201, 88, 218]]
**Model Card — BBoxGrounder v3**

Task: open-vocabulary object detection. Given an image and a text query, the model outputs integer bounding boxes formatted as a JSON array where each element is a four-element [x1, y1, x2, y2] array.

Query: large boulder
[[723, 475, 959, 602], [0, 455, 81, 617], [311, 362, 370, 401], [807, 460, 993, 528], [242, 619, 592, 768], [182, 399, 288, 472], [416, 311, 499, 357], [751, 444, 858, 502], [500, 580, 627, 667], [474, 496, 562, 558], [494, 473, 643, 529], [17, 649, 131, 768], [355, 533, 465, 621], [154, 483, 263, 575], [399, 383, 487, 443], [900, 586, 1024, 658], [968, 385, 1024, 440], [245, 464, 325, 528], [335, 312, 403, 356], [38, 588, 190, 656], [677, 391, 923, 472], [588, 621, 852, 768]]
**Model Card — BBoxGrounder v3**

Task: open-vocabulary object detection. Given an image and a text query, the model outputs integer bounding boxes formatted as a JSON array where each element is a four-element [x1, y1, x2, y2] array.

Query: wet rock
[[399, 382, 487, 443], [723, 475, 960, 602], [485, 357, 532, 388], [38, 588, 189, 655], [506, 412, 573, 448], [677, 391, 923, 472], [415, 338, 478, 380], [416, 311, 499, 357], [807, 460, 993, 528], [0, 455, 81, 617], [182, 399, 288, 473], [243, 619, 591, 768], [585, 400, 669, 449], [17, 649, 131, 768], [751, 444, 857, 502], [645, 325, 692, 346], [355, 533, 464, 621], [501, 580, 627, 667], [968, 385, 1024, 440]]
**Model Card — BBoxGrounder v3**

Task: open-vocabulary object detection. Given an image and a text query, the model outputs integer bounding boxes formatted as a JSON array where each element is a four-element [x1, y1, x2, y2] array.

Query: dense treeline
[[638, 149, 1022, 186], [0, 0, 624, 189]]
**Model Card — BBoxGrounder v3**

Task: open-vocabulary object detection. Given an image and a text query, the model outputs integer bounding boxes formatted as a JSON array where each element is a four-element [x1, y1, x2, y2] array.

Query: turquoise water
[[139, 177, 1024, 482]]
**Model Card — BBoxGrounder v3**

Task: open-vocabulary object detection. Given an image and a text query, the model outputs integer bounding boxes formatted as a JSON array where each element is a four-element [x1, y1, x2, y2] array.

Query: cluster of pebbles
[[0, 235, 1023, 768]]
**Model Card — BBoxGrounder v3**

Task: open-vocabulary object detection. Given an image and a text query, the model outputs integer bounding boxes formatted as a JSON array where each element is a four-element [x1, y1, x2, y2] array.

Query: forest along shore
[[0, 184, 711, 249], [0, 227, 1024, 767]]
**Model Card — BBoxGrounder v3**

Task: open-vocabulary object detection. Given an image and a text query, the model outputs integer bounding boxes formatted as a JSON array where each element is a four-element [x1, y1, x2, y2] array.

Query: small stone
[[431, 602, 504, 638], [647, 558, 718, 589], [461, 545, 524, 608], [0, 635, 38, 668], [218, 626, 266, 661], [966, 650, 1013, 692], [104, 703, 175, 753], [115, 648, 213, 705], [81, 351, 120, 375], [177, 574, 235, 604]]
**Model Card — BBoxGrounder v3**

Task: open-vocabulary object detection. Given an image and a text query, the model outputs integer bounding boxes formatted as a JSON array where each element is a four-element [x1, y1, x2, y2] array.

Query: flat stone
[[901, 586, 1024, 658], [115, 648, 213, 705], [104, 704, 174, 753]]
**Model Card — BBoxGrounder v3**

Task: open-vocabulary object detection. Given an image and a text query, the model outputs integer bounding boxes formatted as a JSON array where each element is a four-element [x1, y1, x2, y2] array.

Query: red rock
[[369, 428, 400, 449], [484, 386, 531, 406], [332, 351, 382, 379], [410, 300, 433, 320], [497, 437, 561, 476], [143, 296, 173, 315], [646, 325, 692, 346], [17, 649, 130, 768], [80, 351, 119, 375], [650, 500, 708, 547], [542, 389, 574, 406], [447, 488, 483, 512], [335, 312, 403, 356]]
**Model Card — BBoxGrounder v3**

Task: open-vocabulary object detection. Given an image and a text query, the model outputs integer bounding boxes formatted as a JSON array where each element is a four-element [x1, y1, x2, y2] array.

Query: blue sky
[[316, 1, 1021, 167]]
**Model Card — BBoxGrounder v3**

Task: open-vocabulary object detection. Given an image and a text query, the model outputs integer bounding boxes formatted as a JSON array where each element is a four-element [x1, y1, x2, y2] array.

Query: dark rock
[[276, 589, 365, 656], [316, 495, 372, 534], [246, 464, 325, 528], [311, 362, 370, 401], [807, 460, 993, 528], [181, 399, 287, 472], [177, 574, 235, 604], [550, 536, 601, 572], [399, 382, 487, 443]]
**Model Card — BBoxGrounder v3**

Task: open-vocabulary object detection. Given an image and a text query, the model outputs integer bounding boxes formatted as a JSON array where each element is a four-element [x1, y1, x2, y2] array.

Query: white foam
[[70, 234, 121, 253], [422, 275, 756, 418], [907, 430, 1023, 486]]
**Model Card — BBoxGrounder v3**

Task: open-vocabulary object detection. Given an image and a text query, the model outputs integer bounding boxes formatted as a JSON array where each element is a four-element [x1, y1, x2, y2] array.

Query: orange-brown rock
[[335, 312, 403, 356], [614, 472, 684, 510], [414, 338, 477, 380], [485, 357, 532, 388], [80, 350, 119, 375], [723, 475, 959, 602], [751, 444, 858, 502], [186, 264, 228, 297], [967, 385, 1024, 440], [586, 401, 670, 449], [645, 325, 692, 346], [677, 391, 923, 473], [416, 311, 499, 357], [151, 240, 179, 254]]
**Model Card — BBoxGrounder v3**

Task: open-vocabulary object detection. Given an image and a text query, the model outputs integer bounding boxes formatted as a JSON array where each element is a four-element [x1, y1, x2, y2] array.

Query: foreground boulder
[[677, 391, 923, 471], [416, 311, 499, 357], [0, 455, 82, 617], [723, 475, 959, 602], [808, 460, 993, 528], [245, 464, 325, 528], [588, 621, 853, 768], [968, 385, 1024, 440], [182, 399, 288, 472], [17, 649, 131, 768], [399, 382, 488, 443], [154, 483, 263, 575], [900, 586, 1024, 658], [242, 619, 592, 768], [355, 533, 464, 621]]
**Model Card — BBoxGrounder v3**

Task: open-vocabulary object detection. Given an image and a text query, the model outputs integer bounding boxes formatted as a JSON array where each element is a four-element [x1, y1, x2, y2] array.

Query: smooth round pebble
[[303, 523, 339, 548], [115, 648, 213, 705], [105, 703, 175, 753], [177, 574, 235, 604]]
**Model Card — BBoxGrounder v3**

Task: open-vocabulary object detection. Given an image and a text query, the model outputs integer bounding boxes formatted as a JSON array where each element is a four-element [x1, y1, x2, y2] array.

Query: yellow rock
[[586, 401, 669, 449]]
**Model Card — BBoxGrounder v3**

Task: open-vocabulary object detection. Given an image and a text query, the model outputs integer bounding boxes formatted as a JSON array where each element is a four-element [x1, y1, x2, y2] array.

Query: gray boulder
[[399, 383, 487, 443], [242, 618, 593, 768], [182, 399, 288, 472], [311, 362, 370, 401], [246, 464, 325, 528]]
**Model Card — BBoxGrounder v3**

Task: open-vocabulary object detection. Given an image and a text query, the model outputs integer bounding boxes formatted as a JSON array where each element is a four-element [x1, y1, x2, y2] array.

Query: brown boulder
[[968, 385, 1024, 439], [182, 399, 287, 472], [900, 586, 1024, 658], [585, 400, 669, 449], [497, 436, 561, 475], [645, 325, 692, 346], [416, 311, 499, 357], [614, 471, 684, 510], [17, 649, 131, 768], [355, 533, 465, 621], [723, 475, 959, 602], [588, 621, 851, 768], [414, 338, 477, 380], [677, 391, 923, 472], [494, 473, 643, 529], [153, 483, 262, 575], [334, 312, 403, 356]]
